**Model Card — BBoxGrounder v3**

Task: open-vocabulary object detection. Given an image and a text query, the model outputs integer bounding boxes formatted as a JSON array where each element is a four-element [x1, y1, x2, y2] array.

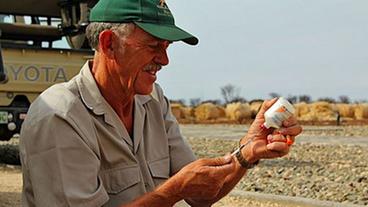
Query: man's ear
[[98, 30, 115, 58]]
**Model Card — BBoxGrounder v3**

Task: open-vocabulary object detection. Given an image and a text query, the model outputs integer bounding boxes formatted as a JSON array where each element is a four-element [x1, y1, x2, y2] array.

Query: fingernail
[[224, 154, 232, 162], [267, 134, 272, 142]]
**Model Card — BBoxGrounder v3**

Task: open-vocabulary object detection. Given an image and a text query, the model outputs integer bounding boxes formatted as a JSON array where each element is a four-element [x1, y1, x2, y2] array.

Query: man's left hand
[[243, 98, 303, 163], [185, 99, 303, 206]]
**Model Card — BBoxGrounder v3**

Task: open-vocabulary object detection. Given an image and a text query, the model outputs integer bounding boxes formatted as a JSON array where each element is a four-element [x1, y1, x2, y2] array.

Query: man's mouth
[[143, 64, 162, 75]]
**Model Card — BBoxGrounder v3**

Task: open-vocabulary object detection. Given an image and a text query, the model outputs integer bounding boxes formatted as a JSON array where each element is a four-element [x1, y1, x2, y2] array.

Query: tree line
[[170, 84, 367, 107]]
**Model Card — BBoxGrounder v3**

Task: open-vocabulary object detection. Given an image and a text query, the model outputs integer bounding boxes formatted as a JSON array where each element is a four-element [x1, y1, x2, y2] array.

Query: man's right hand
[[123, 156, 235, 207], [157, 155, 235, 204]]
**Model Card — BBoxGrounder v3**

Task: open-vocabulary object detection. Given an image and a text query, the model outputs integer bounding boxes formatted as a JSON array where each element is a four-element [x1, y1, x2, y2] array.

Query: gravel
[[1, 125, 368, 206], [186, 137, 368, 206], [214, 195, 287, 207]]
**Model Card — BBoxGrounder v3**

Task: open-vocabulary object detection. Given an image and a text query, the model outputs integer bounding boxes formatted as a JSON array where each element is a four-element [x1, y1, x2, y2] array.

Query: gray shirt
[[20, 61, 196, 207]]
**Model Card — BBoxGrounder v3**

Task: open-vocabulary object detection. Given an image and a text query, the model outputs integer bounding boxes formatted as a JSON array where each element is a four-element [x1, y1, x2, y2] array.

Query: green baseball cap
[[89, 0, 199, 45]]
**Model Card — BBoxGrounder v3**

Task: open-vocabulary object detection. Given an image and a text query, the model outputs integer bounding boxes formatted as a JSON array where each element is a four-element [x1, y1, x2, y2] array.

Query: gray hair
[[85, 22, 135, 50]]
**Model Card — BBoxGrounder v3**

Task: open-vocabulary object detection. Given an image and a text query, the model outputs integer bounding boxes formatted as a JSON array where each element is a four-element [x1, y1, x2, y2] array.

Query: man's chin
[[135, 87, 153, 95]]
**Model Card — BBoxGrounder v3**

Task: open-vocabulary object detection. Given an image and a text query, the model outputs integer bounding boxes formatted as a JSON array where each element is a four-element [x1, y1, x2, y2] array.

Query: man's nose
[[154, 48, 169, 66]]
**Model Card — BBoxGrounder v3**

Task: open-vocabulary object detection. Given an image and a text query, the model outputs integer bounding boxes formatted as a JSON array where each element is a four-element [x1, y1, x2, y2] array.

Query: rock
[[282, 169, 293, 180]]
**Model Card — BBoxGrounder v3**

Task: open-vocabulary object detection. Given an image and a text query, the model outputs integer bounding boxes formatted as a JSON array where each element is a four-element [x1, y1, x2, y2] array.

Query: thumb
[[256, 98, 278, 118], [213, 160, 235, 177]]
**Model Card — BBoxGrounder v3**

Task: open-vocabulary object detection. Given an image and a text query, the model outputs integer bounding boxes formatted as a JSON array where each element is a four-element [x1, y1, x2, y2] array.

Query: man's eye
[[148, 43, 159, 48], [146, 41, 169, 50]]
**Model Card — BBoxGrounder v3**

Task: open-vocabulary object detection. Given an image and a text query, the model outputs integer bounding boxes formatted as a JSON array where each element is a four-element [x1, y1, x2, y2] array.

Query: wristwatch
[[232, 141, 259, 169]]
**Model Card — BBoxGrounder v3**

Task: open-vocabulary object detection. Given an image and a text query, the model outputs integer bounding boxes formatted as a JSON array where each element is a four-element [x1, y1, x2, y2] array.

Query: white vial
[[262, 97, 295, 129]]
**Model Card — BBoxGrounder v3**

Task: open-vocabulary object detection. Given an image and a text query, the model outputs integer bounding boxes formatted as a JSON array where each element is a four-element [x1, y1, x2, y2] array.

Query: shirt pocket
[[147, 156, 170, 186], [100, 165, 140, 194]]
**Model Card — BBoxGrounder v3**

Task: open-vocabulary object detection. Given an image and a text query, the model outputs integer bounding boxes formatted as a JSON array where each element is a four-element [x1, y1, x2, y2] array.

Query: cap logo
[[157, 0, 172, 17]]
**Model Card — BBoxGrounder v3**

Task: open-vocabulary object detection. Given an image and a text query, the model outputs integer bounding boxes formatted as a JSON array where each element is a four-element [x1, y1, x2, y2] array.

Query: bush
[[0, 144, 20, 165]]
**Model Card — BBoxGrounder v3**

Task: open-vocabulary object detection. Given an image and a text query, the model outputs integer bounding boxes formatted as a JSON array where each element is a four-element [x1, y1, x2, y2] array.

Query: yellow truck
[[0, 0, 97, 140]]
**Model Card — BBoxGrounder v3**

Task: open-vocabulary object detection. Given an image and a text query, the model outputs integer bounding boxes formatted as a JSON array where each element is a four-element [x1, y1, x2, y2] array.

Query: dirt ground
[[0, 165, 21, 207], [1, 124, 367, 206], [0, 164, 286, 207], [0, 164, 288, 207]]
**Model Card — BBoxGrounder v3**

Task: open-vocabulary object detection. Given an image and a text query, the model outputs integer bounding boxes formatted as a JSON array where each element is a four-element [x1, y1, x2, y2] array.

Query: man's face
[[111, 26, 170, 95]]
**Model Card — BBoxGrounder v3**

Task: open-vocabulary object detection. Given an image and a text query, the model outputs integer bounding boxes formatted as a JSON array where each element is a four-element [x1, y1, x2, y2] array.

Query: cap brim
[[134, 22, 199, 45]]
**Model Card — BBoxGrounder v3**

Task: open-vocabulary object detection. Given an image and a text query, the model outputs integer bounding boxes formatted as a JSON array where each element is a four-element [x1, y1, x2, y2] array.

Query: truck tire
[[0, 126, 14, 141]]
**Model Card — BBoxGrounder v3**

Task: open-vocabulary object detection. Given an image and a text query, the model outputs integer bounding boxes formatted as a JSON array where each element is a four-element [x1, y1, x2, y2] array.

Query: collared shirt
[[19, 61, 196, 207]]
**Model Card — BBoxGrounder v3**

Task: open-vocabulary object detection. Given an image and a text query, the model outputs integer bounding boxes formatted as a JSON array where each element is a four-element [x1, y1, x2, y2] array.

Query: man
[[19, 0, 302, 206]]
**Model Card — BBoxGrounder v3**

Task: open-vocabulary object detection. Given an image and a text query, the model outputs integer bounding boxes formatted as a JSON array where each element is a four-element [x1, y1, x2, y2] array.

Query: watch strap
[[233, 138, 259, 169]]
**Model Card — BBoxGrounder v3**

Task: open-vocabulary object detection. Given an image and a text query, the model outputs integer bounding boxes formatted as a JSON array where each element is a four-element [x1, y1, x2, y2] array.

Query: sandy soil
[[0, 165, 288, 207], [1, 125, 367, 206], [0, 165, 21, 207]]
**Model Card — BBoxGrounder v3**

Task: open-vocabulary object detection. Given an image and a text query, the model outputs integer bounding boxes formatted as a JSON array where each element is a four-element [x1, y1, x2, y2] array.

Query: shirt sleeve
[[20, 111, 109, 207], [155, 84, 197, 175]]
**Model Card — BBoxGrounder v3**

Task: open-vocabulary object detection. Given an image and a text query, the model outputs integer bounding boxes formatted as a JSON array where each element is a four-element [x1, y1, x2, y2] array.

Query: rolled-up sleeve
[[20, 112, 109, 207]]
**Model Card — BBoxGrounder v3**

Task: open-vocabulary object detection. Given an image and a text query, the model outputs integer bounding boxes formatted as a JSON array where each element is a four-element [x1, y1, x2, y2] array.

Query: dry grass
[[194, 103, 222, 121], [225, 102, 252, 123]]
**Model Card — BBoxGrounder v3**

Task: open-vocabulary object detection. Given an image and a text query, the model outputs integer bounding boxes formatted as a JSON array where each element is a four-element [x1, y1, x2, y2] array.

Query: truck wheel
[[0, 126, 14, 141]]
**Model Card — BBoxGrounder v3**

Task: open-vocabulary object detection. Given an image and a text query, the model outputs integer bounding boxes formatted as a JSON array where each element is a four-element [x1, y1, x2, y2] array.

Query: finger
[[200, 155, 232, 167], [256, 98, 278, 118], [279, 125, 303, 136], [267, 134, 286, 143], [266, 141, 289, 153], [282, 116, 298, 127]]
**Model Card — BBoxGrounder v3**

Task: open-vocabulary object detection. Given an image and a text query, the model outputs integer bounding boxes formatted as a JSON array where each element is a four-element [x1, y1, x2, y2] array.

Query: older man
[[19, 0, 302, 206]]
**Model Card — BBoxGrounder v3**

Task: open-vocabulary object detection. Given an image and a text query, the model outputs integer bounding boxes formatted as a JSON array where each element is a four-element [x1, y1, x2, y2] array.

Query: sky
[[153, 0, 368, 104]]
